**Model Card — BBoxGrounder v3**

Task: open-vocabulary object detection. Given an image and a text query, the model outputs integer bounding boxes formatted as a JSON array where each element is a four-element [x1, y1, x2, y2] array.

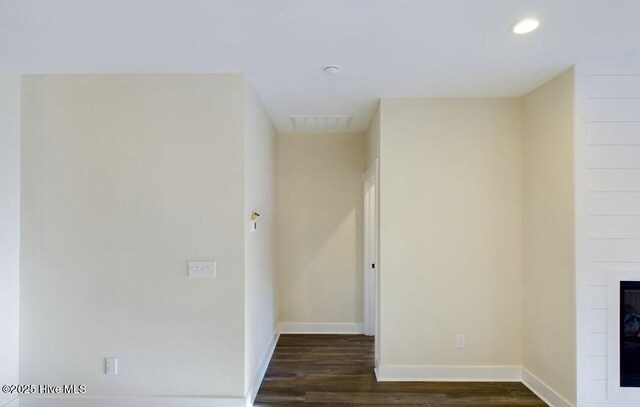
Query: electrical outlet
[[105, 357, 118, 375], [456, 334, 466, 349], [188, 261, 216, 278]]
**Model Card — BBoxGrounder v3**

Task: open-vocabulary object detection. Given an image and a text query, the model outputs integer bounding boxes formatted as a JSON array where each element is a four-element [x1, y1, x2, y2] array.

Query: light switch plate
[[188, 261, 216, 278], [105, 357, 118, 375]]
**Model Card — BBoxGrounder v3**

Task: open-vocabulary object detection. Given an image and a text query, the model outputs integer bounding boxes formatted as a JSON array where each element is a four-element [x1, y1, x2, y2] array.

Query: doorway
[[363, 159, 379, 342]]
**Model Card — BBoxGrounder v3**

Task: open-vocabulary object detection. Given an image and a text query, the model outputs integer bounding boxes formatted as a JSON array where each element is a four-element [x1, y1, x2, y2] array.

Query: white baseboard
[[521, 368, 574, 407], [376, 365, 522, 382], [245, 329, 279, 406], [277, 322, 364, 334], [17, 396, 246, 407]]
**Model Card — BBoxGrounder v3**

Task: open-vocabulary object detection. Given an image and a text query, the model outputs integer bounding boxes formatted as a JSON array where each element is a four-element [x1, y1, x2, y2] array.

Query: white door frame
[[363, 159, 379, 338]]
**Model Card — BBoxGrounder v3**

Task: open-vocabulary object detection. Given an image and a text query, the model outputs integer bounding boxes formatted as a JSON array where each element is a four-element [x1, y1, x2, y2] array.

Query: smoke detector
[[291, 115, 352, 132]]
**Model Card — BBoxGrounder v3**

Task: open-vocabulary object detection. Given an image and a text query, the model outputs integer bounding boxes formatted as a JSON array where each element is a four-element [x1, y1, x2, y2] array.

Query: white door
[[364, 160, 378, 337]]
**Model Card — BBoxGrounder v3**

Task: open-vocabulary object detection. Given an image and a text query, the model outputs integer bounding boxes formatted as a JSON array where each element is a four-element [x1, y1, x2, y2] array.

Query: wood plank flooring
[[254, 335, 547, 406]]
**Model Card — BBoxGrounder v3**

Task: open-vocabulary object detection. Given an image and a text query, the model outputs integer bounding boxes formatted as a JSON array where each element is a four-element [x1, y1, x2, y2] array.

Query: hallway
[[254, 335, 547, 406]]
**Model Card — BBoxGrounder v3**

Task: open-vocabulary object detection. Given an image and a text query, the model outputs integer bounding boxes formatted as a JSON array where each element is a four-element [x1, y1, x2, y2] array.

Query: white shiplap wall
[[0, 74, 21, 407], [577, 65, 640, 406]]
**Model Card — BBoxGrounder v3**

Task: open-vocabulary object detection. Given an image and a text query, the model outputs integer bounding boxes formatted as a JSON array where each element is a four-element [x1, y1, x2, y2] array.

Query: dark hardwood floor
[[254, 334, 547, 406]]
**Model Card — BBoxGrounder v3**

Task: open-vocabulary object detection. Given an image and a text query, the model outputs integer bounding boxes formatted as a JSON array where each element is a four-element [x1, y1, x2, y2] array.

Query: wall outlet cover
[[188, 261, 216, 278], [105, 357, 118, 375]]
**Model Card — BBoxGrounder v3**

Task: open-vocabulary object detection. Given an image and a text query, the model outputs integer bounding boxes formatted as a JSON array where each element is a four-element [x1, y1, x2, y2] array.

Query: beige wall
[[21, 74, 247, 398], [277, 133, 365, 325], [378, 98, 523, 367], [523, 69, 575, 404], [15, 70, 578, 402], [244, 82, 278, 393], [0, 73, 21, 407]]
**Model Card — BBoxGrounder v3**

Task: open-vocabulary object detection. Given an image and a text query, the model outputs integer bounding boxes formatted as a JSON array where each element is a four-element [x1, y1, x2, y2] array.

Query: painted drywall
[[0, 73, 21, 407], [365, 104, 380, 167], [574, 60, 640, 406], [244, 82, 278, 395], [522, 68, 575, 405], [378, 98, 523, 368], [277, 132, 365, 325], [20, 74, 247, 399]]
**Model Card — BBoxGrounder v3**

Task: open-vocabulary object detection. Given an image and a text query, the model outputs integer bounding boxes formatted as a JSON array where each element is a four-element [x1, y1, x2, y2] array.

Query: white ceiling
[[1, 0, 639, 132]]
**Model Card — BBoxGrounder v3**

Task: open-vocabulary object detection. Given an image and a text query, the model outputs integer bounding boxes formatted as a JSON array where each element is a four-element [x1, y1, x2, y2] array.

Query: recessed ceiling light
[[511, 18, 540, 34], [323, 65, 340, 75]]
